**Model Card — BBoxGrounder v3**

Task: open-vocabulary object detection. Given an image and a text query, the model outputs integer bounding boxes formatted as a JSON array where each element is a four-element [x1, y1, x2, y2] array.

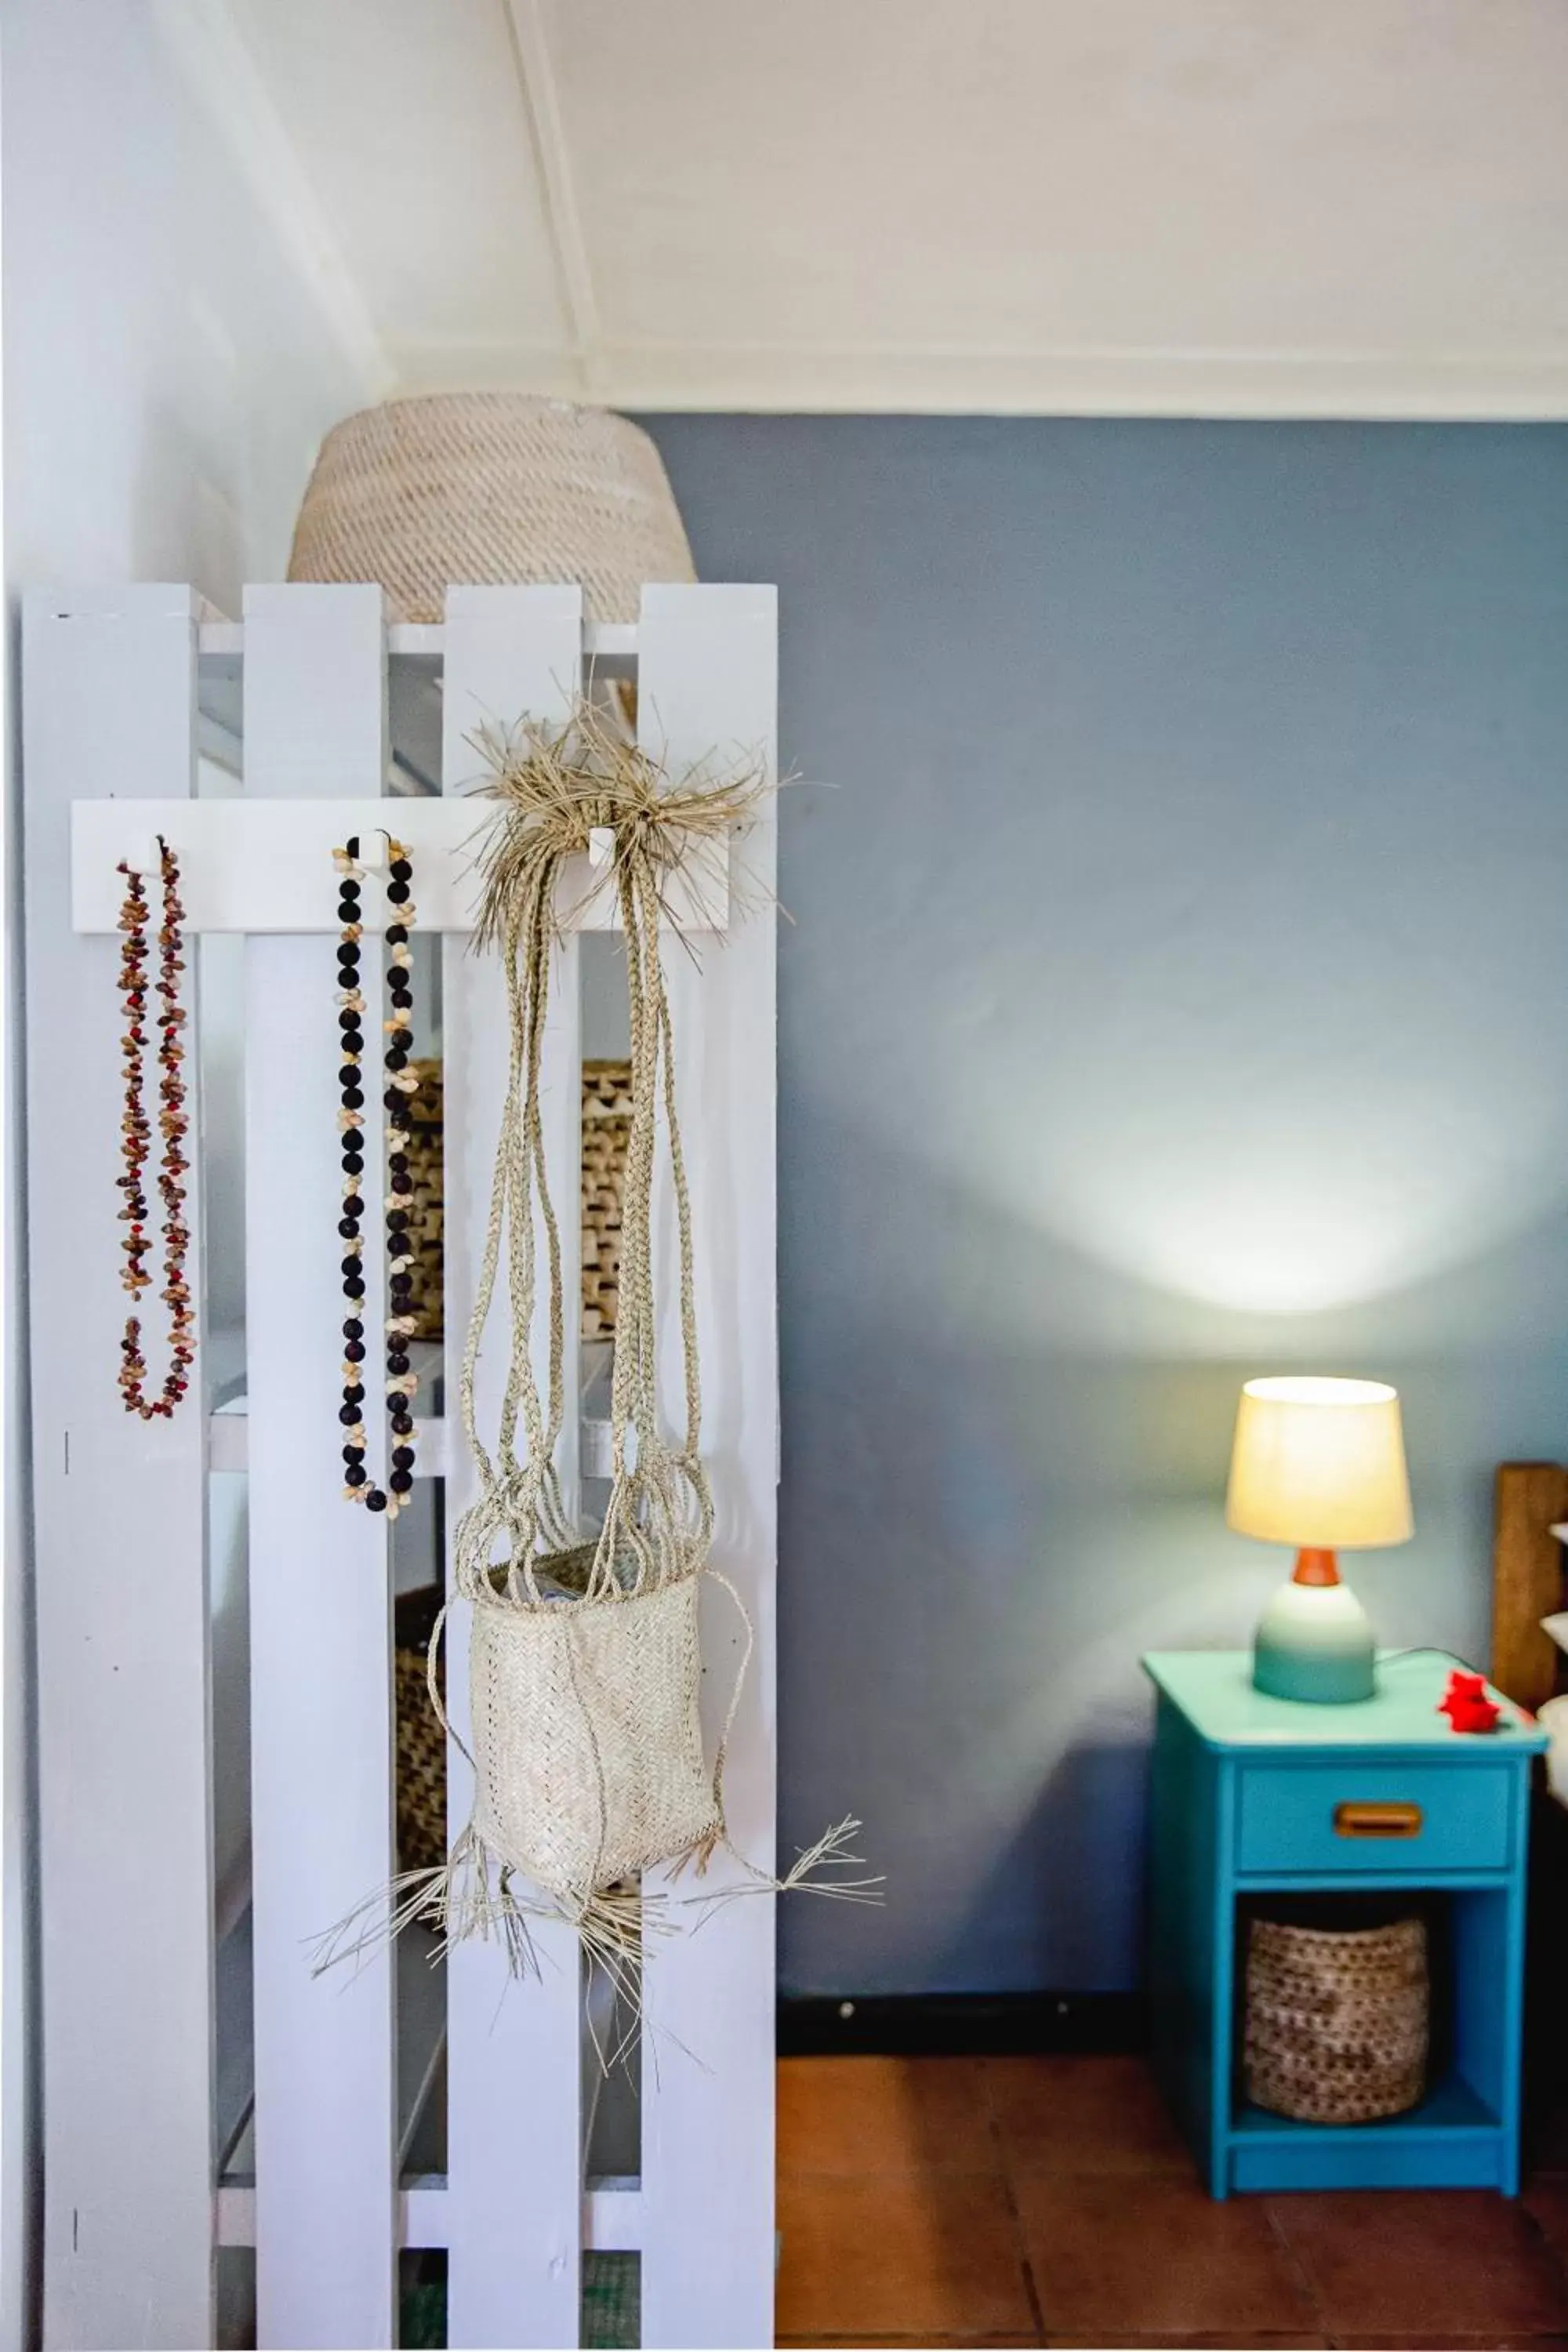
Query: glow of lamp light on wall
[[888, 993, 1567, 1323], [1038, 1148, 1421, 1314], [1031, 1105, 1547, 1316]]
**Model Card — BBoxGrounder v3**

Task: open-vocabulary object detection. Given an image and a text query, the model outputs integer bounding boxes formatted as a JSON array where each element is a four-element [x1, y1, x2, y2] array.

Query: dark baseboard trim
[[779, 1990, 1148, 2058]]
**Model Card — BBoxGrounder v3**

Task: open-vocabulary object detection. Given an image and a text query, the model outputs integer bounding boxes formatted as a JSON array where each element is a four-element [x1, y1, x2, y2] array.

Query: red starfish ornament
[[1439, 1669, 1501, 1735]]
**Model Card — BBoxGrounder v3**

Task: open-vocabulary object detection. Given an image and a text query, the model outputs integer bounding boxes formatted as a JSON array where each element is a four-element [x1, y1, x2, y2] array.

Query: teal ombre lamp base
[[1252, 1554, 1377, 1704], [1228, 1376, 1411, 1708]]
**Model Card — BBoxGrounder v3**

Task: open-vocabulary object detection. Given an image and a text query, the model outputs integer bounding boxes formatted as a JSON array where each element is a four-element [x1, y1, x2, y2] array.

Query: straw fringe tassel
[[312, 1812, 880, 1995]]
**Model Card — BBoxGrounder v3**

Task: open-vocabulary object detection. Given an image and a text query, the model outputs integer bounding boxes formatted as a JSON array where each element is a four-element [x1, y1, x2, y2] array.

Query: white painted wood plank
[[244, 586, 397, 2350], [198, 619, 638, 663], [202, 1411, 616, 1487], [398, 2183, 449, 2250], [637, 586, 780, 2351], [206, 1411, 251, 1474], [216, 2185, 256, 2246], [223, 2180, 645, 2257], [442, 586, 585, 2351], [207, 1410, 453, 1479], [70, 798, 725, 935], [583, 2183, 644, 2252], [24, 586, 216, 2351]]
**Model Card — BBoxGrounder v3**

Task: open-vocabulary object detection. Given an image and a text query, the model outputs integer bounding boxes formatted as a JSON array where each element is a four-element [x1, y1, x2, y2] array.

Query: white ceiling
[[180, 0, 1568, 416]]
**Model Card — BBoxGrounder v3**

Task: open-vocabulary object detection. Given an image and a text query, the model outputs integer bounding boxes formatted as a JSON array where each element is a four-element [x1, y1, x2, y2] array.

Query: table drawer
[[1235, 1760, 1516, 1875]]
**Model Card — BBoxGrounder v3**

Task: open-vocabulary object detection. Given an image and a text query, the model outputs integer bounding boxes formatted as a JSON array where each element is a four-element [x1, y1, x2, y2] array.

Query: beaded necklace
[[334, 837, 419, 1516], [114, 840, 195, 1417]]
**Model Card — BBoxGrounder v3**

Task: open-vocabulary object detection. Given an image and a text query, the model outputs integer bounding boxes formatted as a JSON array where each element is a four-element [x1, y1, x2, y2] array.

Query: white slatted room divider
[[24, 582, 779, 2352]]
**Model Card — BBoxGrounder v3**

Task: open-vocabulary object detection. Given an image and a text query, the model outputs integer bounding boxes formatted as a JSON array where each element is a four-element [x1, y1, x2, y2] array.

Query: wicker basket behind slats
[[395, 1644, 446, 1877], [401, 1058, 444, 1342], [394, 1587, 447, 1877], [583, 1059, 632, 1339], [393, 1062, 638, 1874], [1245, 1912, 1428, 2125]]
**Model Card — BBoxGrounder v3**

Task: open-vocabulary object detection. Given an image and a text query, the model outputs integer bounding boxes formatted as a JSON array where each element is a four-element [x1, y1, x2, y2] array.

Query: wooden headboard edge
[[1492, 1461, 1568, 1712]]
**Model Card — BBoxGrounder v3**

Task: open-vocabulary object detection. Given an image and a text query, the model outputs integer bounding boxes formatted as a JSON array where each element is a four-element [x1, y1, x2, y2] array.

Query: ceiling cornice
[[392, 337, 1568, 420]]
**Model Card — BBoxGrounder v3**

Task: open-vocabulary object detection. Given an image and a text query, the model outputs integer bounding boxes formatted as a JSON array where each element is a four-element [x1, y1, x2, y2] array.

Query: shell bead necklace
[[334, 836, 419, 1517]]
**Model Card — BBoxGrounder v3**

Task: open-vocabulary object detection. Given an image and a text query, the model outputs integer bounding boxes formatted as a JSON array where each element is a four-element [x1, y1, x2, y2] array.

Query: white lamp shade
[[1226, 1375, 1414, 1551]]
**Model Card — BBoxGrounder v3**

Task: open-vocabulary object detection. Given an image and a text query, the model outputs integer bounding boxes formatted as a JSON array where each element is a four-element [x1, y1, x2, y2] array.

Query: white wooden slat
[[206, 1411, 251, 1473], [216, 2185, 256, 2245], [24, 586, 216, 2351], [637, 586, 780, 2350], [441, 586, 586, 2351], [69, 798, 726, 935], [583, 2183, 643, 2252], [244, 585, 397, 2350]]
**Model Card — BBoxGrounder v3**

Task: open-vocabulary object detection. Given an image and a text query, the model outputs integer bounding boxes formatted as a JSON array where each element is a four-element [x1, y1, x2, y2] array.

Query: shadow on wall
[[953, 1741, 1153, 1993]]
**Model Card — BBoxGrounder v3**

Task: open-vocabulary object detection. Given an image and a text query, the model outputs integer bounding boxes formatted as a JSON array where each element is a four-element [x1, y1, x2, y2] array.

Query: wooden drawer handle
[[1333, 1799, 1424, 1839]]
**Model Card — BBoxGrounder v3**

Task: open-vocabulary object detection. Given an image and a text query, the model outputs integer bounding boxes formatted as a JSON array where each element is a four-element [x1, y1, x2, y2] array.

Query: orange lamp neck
[[1292, 1546, 1341, 1587]]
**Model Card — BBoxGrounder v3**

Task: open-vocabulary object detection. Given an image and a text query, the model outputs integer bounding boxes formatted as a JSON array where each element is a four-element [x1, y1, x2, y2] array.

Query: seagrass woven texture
[[288, 394, 695, 625], [1245, 1912, 1428, 2124], [469, 1573, 717, 1897], [402, 1058, 444, 1341]]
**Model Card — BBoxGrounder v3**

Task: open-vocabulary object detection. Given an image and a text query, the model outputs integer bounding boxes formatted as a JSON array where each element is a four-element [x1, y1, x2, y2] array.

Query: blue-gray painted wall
[[641, 417, 1568, 1996]]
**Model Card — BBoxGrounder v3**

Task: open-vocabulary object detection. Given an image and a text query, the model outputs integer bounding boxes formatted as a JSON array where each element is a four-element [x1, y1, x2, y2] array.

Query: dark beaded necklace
[[114, 839, 195, 1417], [334, 835, 419, 1518]]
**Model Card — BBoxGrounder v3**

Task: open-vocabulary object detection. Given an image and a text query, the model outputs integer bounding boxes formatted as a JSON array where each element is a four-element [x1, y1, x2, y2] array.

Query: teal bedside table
[[1144, 1649, 1548, 2198]]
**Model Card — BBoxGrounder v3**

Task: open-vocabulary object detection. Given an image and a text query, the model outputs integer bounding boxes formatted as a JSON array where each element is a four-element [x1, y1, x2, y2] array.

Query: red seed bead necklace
[[114, 839, 195, 1417]]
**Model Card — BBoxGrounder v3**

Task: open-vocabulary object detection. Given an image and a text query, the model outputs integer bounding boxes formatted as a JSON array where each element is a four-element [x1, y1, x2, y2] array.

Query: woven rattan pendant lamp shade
[[287, 394, 695, 623]]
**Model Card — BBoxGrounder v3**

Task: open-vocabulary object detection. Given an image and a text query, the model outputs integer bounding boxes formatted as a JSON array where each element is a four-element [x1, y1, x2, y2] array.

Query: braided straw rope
[[454, 777, 712, 1612], [288, 394, 695, 624], [449, 729, 724, 1926], [315, 701, 877, 1987]]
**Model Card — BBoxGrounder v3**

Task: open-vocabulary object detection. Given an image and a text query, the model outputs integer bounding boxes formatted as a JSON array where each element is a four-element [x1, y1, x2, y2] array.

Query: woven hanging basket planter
[[287, 393, 695, 624], [1244, 1910, 1429, 2125], [312, 699, 876, 1994]]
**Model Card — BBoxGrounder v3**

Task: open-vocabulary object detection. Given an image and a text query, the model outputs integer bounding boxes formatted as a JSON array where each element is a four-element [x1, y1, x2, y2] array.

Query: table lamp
[[1226, 1375, 1413, 1704]]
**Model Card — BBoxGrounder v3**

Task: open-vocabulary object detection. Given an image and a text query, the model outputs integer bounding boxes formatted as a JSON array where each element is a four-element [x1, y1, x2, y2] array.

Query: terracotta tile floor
[[775, 2055, 1568, 2350]]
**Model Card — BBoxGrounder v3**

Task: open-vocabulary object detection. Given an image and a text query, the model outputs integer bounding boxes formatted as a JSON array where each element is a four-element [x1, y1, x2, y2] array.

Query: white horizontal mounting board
[[214, 2181, 644, 2255], [196, 619, 638, 663], [71, 797, 728, 934]]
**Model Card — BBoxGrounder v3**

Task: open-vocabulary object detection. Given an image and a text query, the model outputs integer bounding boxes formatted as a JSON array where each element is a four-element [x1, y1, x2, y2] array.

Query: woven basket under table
[[1244, 1910, 1428, 2125]]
